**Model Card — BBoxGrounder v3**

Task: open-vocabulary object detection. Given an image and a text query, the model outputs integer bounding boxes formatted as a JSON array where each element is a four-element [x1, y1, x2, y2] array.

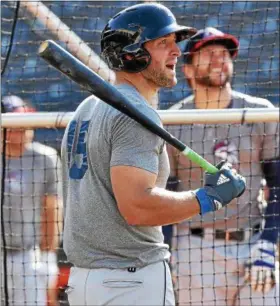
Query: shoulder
[[112, 102, 161, 132], [72, 95, 99, 119], [77, 95, 98, 110], [168, 95, 195, 110], [113, 84, 162, 126], [231, 90, 275, 108]]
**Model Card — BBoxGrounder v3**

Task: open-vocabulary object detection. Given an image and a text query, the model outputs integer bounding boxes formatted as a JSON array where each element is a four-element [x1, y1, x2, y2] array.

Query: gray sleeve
[[110, 113, 164, 174]]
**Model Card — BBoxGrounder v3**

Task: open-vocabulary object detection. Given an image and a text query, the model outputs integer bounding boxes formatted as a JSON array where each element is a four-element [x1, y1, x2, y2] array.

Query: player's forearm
[[40, 213, 59, 251], [40, 196, 63, 251], [124, 187, 200, 226]]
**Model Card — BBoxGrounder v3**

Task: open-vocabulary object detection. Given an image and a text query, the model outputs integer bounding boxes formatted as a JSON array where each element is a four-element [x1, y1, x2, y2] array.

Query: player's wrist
[[194, 188, 216, 215]]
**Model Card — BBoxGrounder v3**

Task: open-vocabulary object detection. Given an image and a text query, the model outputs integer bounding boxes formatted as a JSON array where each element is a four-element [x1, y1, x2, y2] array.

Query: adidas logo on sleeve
[[217, 174, 230, 185]]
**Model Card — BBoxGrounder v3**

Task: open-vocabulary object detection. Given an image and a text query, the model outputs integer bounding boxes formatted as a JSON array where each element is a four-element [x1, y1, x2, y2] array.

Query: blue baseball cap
[[183, 27, 239, 63]]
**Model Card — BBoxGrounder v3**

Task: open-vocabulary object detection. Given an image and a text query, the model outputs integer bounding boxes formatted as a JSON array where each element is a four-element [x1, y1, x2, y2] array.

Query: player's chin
[[211, 75, 229, 87], [164, 69, 177, 86], [154, 70, 177, 88], [165, 76, 177, 88], [209, 78, 228, 88]]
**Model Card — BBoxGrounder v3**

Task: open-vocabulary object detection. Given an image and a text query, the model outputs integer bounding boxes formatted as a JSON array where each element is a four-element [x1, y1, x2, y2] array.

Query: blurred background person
[[1, 95, 63, 306], [167, 28, 279, 306]]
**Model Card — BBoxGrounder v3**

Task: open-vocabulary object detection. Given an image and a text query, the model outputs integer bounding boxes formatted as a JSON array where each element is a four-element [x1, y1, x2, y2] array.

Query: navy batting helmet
[[101, 3, 197, 73]]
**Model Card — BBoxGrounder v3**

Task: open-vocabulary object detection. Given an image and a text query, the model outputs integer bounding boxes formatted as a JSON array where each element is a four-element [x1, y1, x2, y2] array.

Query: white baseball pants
[[66, 260, 175, 305], [1, 249, 47, 306]]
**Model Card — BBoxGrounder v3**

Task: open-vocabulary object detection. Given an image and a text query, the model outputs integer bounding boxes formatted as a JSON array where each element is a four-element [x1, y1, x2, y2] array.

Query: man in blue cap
[[168, 27, 279, 305]]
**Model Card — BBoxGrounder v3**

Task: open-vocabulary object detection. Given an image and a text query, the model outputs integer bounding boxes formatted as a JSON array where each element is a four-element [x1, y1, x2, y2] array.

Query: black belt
[[190, 224, 261, 242], [1, 247, 33, 254]]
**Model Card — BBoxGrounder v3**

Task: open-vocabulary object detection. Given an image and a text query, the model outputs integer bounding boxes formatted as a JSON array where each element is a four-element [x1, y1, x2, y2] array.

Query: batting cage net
[[1, 1, 279, 306]]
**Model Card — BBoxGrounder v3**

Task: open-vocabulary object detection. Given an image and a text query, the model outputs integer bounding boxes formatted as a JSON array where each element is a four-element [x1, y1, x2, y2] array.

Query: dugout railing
[[2, 108, 280, 128]]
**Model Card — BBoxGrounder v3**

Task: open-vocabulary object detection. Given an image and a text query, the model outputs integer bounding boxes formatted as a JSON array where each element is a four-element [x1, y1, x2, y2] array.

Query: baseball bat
[[38, 40, 218, 174]]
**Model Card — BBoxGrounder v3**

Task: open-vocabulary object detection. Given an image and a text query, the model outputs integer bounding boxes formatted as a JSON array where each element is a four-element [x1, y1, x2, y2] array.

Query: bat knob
[[38, 40, 51, 55]]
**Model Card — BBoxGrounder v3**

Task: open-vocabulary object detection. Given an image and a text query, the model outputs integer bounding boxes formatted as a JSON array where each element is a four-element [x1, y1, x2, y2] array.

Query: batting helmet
[[101, 3, 197, 73], [183, 27, 239, 64]]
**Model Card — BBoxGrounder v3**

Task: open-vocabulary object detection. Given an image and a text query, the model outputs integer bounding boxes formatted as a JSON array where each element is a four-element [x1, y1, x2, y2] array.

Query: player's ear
[[182, 64, 194, 81], [25, 129, 34, 142], [124, 54, 134, 61]]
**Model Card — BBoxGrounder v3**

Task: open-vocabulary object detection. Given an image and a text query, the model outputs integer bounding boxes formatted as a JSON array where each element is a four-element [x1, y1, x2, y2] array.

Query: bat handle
[[182, 147, 218, 174]]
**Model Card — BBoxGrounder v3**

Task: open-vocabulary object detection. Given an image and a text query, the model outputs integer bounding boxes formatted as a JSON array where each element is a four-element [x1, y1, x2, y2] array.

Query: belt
[[1, 246, 33, 254], [190, 224, 261, 242]]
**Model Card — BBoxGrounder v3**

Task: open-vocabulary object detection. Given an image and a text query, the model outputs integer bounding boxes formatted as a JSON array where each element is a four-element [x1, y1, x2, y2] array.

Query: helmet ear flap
[[101, 32, 128, 71], [101, 31, 152, 73], [122, 49, 151, 73]]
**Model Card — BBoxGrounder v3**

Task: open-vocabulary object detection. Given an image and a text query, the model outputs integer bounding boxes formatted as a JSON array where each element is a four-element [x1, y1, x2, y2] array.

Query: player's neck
[[194, 83, 232, 109], [115, 73, 159, 109]]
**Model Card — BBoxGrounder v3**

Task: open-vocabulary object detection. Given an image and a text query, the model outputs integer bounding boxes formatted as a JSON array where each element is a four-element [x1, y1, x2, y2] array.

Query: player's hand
[[40, 261, 59, 306], [194, 161, 246, 215], [47, 284, 59, 306], [244, 239, 277, 293]]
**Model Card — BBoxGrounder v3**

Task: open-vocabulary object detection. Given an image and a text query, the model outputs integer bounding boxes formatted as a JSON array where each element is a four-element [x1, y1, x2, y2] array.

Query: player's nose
[[171, 42, 181, 57], [211, 51, 227, 64]]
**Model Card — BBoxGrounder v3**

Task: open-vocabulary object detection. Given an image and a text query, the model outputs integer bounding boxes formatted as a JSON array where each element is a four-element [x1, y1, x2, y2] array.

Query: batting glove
[[244, 239, 277, 293], [194, 161, 246, 215]]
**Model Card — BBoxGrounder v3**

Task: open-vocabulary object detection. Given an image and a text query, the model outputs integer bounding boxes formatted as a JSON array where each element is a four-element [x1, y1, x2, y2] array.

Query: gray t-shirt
[[168, 90, 279, 230], [3, 142, 62, 250], [62, 84, 170, 269]]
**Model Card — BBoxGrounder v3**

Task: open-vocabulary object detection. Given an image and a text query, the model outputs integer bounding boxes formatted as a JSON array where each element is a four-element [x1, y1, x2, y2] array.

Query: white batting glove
[[244, 239, 277, 293]]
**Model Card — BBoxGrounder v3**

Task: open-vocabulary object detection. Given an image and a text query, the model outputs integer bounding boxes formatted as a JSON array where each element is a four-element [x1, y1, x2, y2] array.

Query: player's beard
[[142, 67, 176, 88], [195, 66, 232, 88], [195, 74, 232, 88]]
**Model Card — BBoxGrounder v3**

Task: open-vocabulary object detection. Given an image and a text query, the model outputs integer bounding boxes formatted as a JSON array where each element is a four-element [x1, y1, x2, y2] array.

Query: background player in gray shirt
[[1, 95, 63, 306], [61, 5, 246, 306], [168, 27, 279, 306]]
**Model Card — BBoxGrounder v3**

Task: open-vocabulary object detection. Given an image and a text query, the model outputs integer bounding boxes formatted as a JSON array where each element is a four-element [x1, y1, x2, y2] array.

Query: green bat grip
[[182, 146, 218, 174]]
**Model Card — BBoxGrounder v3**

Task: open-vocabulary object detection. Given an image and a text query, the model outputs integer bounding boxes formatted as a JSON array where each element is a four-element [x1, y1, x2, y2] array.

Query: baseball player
[[61, 4, 246, 306], [168, 27, 279, 306], [1, 95, 63, 306]]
